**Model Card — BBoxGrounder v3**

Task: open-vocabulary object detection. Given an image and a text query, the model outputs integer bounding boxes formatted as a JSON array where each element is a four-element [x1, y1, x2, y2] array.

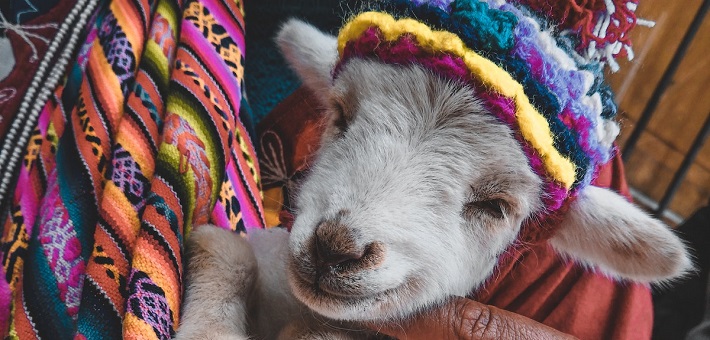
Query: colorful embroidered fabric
[[336, 0, 638, 240], [0, 0, 96, 204], [0, 0, 65, 137], [0, 0, 264, 338]]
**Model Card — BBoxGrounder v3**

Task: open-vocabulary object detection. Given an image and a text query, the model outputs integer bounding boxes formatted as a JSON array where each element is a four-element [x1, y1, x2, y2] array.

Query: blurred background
[[607, 0, 710, 226], [603, 3, 710, 338]]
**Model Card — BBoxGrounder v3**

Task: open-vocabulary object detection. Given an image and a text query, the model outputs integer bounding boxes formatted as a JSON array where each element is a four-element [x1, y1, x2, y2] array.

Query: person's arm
[[369, 297, 576, 340]]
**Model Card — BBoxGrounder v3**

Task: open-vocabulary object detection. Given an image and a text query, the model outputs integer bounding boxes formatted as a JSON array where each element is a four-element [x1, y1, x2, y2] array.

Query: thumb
[[367, 297, 576, 340]]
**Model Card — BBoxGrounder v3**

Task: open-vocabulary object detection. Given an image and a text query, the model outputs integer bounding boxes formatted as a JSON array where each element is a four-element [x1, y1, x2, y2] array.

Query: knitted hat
[[334, 0, 646, 240]]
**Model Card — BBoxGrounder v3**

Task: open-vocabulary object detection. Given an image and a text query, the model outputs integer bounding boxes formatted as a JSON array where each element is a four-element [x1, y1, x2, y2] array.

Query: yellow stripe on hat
[[337, 12, 576, 189]]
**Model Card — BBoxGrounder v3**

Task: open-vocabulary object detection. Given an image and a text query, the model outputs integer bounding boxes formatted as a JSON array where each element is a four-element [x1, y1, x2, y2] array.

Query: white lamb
[[174, 19, 691, 339]]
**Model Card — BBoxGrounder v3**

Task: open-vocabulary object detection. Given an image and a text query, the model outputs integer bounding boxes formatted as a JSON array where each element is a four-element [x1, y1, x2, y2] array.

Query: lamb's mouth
[[288, 263, 417, 319]]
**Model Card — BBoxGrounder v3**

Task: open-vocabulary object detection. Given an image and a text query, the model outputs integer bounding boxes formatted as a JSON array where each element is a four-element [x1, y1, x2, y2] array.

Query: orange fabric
[[258, 87, 652, 339]]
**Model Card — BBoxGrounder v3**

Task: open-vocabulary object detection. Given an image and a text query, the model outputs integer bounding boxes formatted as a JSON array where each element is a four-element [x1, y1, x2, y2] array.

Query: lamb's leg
[[175, 224, 257, 340]]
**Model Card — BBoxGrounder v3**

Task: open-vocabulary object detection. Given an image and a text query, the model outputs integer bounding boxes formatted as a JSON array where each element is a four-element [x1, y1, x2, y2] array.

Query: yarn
[[511, 0, 643, 69], [338, 11, 578, 188], [358, 0, 605, 188], [340, 29, 569, 216], [335, 0, 643, 230]]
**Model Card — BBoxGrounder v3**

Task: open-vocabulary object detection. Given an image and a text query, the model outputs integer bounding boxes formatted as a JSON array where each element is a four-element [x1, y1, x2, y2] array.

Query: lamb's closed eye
[[330, 96, 350, 134], [463, 198, 507, 219], [462, 171, 540, 225]]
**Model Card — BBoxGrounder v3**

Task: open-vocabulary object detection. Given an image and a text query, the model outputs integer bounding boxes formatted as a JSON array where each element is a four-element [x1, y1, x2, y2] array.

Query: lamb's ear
[[549, 186, 692, 283], [276, 18, 337, 94]]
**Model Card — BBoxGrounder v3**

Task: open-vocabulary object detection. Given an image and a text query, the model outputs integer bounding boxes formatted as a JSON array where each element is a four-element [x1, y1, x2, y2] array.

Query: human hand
[[368, 297, 576, 340]]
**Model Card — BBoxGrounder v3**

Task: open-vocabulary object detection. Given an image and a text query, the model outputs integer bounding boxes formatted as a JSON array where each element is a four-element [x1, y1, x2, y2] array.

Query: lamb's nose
[[317, 243, 364, 268], [314, 221, 363, 269]]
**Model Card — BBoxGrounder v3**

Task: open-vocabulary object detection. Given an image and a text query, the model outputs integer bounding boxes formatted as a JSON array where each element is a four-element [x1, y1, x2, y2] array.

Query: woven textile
[[0, 0, 264, 338], [0, 0, 97, 212]]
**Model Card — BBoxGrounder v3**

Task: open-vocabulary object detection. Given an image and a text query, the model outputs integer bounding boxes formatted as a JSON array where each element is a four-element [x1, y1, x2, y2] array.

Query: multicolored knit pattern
[[508, 0, 646, 71], [410, 0, 649, 71], [336, 0, 633, 239], [0, 0, 264, 338]]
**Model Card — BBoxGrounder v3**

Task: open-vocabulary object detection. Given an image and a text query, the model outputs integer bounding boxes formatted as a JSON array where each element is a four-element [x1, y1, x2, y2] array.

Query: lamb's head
[[282, 32, 543, 321], [276, 17, 691, 322]]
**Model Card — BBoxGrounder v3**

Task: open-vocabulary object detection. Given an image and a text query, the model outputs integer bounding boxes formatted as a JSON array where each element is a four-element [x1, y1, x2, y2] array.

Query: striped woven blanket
[[0, 0, 264, 338]]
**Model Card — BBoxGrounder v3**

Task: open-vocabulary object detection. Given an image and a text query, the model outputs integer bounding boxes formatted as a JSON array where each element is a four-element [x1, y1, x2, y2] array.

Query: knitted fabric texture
[[0, 0, 264, 338], [336, 0, 637, 240], [410, 0, 648, 71], [509, 0, 644, 71]]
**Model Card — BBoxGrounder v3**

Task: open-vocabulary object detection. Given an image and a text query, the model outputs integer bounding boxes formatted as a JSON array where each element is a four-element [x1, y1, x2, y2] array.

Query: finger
[[456, 300, 576, 340], [368, 297, 576, 340]]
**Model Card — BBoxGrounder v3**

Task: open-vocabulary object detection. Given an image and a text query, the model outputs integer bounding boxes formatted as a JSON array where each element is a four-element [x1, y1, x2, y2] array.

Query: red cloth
[[258, 87, 652, 340]]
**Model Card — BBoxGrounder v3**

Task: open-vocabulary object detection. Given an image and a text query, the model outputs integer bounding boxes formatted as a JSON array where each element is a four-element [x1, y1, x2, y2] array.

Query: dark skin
[[367, 297, 577, 340]]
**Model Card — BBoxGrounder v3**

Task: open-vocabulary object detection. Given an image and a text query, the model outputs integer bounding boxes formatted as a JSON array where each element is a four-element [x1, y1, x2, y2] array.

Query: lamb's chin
[[287, 267, 426, 321]]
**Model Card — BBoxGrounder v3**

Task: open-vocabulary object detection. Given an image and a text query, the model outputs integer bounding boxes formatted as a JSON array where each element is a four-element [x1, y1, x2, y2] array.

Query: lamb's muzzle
[[313, 220, 384, 273]]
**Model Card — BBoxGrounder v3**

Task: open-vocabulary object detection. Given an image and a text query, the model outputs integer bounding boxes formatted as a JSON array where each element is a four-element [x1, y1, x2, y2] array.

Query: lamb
[[174, 15, 691, 340]]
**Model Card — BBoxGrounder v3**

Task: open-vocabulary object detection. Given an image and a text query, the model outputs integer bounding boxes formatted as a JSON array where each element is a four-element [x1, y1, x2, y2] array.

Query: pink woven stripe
[[37, 170, 85, 318]]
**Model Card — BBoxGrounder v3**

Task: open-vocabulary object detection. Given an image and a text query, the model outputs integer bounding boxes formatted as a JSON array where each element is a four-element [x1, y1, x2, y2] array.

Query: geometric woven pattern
[[0, 0, 264, 338]]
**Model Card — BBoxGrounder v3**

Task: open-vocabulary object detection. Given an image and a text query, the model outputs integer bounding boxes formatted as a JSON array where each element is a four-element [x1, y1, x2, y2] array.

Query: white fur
[[286, 56, 543, 322], [175, 226, 255, 340], [176, 19, 691, 339], [276, 19, 337, 94], [550, 186, 692, 282]]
